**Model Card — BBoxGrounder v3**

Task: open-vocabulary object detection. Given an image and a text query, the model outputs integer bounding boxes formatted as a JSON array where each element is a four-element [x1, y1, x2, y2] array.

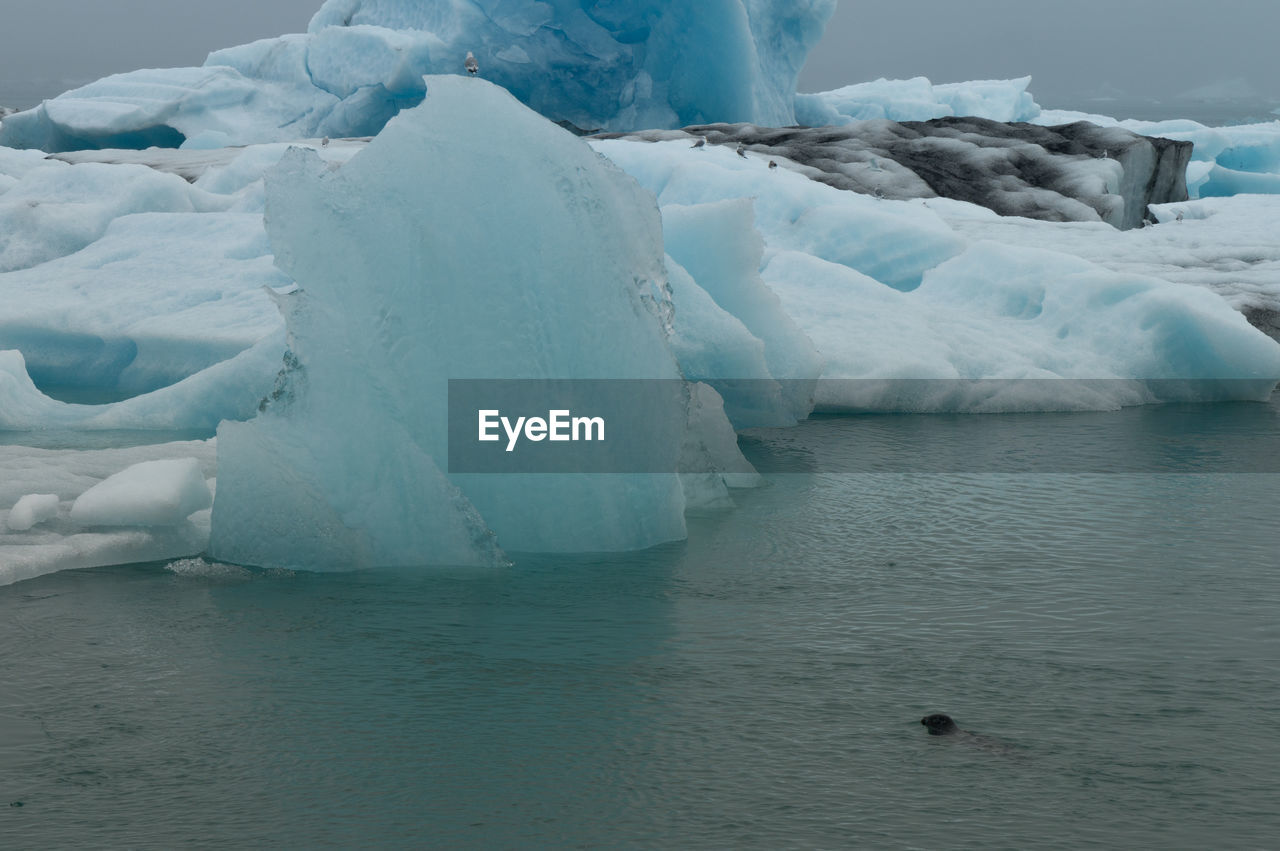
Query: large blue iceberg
[[0, 0, 836, 151], [209, 77, 697, 568]]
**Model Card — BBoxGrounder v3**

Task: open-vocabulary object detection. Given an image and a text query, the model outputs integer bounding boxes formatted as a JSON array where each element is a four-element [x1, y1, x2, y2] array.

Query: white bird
[[735, 143, 747, 158], [465, 51, 479, 76], [320, 136, 330, 147], [1176, 211, 1184, 222], [691, 138, 706, 149]]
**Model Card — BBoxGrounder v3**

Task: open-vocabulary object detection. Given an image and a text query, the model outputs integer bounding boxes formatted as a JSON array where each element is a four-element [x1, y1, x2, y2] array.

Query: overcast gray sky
[[2, 0, 1277, 109]]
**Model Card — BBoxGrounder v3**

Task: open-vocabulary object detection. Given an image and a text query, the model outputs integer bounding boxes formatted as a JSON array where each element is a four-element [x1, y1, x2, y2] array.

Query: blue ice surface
[[209, 77, 700, 568], [0, 0, 836, 151]]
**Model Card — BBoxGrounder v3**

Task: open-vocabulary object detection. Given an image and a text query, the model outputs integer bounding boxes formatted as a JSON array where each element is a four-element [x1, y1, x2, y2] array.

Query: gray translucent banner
[[448, 379, 1280, 474]]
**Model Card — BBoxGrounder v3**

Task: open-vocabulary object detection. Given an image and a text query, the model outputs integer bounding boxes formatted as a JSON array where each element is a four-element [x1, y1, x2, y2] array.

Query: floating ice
[[0, 441, 216, 586], [0, 0, 836, 151], [604, 119, 1191, 230], [662, 199, 820, 427], [209, 77, 703, 568], [6, 494, 59, 532], [594, 136, 1280, 410], [932, 193, 1280, 342], [69, 457, 212, 527], [796, 76, 1041, 126], [1033, 111, 1280, 199]]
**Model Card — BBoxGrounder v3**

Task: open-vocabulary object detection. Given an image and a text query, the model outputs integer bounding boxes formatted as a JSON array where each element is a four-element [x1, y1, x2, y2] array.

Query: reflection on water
[[2, 404, 1279, 847]]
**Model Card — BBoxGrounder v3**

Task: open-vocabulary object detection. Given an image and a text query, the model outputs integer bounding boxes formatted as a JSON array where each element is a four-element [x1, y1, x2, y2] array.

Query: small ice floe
[[165, 557, 253, 581], [69, 458, 212, 527], [6, 494, 59, 531]]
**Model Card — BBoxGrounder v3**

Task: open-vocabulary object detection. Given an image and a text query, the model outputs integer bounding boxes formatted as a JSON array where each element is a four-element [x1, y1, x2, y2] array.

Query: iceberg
[[603, 119, 1192, 230], [1033, 111, 1280, 200], [0, 0, 836, 151], [796, 76, 1042, 126], [209, 77, 703, 568], [594, 136, 1280, 410]]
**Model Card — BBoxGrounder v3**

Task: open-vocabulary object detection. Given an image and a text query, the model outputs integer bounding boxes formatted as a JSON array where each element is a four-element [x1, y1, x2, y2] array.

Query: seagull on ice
[[465, 51, 479, 76], [691, 138, 705, 149], [735, 143, 747, 158], [320, 136, 330, 147]]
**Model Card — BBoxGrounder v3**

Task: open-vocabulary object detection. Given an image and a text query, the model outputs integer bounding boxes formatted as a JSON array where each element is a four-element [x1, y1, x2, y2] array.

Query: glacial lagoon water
[[2, 401, 1278, 848]]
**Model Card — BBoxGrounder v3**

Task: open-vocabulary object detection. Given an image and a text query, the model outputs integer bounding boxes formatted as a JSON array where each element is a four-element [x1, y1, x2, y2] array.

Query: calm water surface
[[2, 412, 1278, 848]]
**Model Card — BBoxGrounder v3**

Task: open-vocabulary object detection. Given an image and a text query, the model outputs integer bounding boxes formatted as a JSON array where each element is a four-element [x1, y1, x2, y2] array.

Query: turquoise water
[[2, 413, 1279, 848]]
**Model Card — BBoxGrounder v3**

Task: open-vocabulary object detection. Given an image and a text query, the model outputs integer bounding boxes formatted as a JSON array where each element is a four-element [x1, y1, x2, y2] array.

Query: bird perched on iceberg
[[465, 52, 479, 76], [736, 143, 747, 158], [691, 138, 706, 149]]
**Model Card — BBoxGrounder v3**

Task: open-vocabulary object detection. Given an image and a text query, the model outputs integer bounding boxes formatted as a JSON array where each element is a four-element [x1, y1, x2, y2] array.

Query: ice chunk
[[0, 334, 284, 432], [6, 494, 59, 531], [762, 242, 1280, 411], [679, 382, 761, 511], [935, 193, 1280, 344], [210, 76, 700, 566], [69, 458, 212, 527], [591, 138, 966, 289], [0, 440, 216, 585], [661, 199, 819, 426], [0, 66, 338, 152], [211, 414, 502, 570], [0, 159, 229, 273], [796, 76, 1041, 126]]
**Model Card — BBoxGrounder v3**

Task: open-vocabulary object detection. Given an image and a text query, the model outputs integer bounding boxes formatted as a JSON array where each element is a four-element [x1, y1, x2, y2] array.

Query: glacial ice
[[796, 76, 1042, 125], [0, 0, 836, 151], [1033, 110, 1280, 200], [661, 199, 820, 428], [594, 137, 1280, 409], [604, 119, 1192, 230], [209, 77, 696, 568], [6, 494, 59, 532], [0, 441, 216, 585], [5, 13, 1280, 578], [70, 457, 212, 527]]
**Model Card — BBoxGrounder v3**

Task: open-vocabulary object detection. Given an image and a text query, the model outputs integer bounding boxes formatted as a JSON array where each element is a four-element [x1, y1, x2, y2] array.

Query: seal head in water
[[921, 713, 960, 736]]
